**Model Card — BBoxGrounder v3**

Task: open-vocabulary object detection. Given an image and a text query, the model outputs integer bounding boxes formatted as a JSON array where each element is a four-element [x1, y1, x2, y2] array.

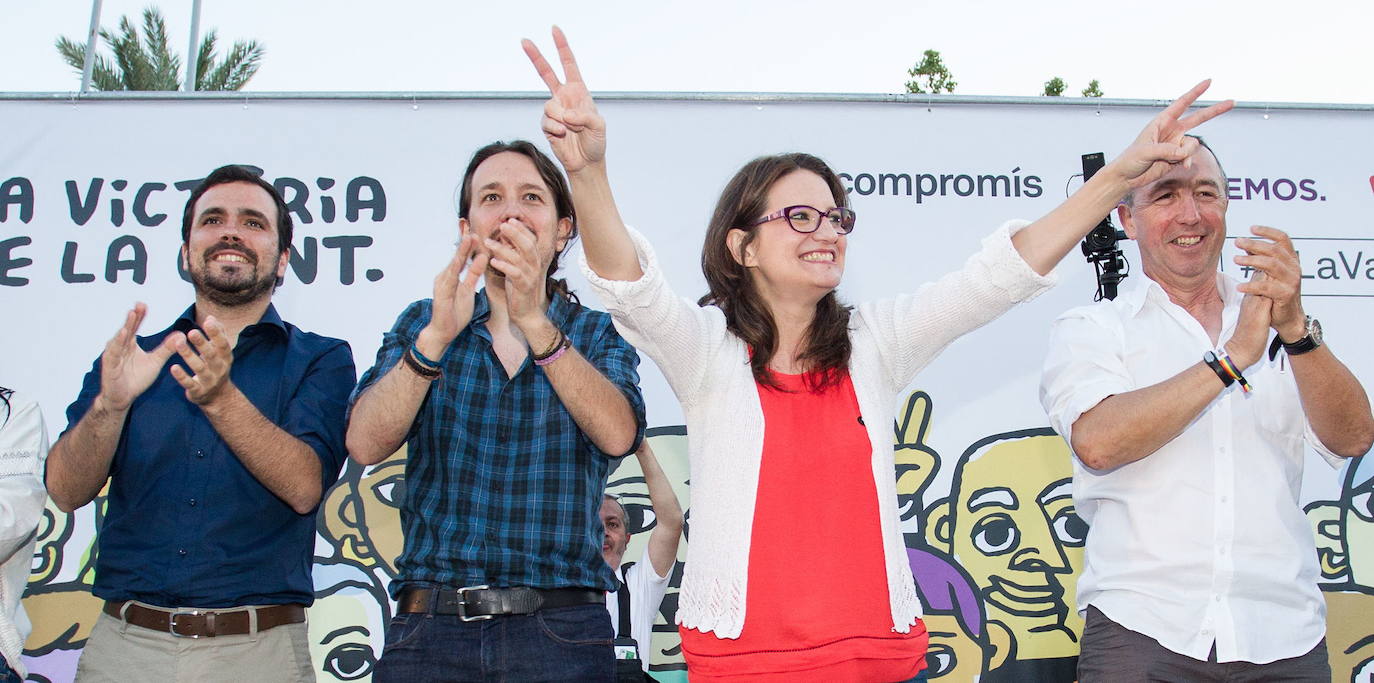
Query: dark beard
[[191, 246, 277, 307]]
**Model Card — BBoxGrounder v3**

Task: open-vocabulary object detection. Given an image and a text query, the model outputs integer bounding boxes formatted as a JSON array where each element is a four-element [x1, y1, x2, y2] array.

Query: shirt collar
[[470, 289, 576, 327], [1121, 270, 1236, 316], [172, 303, 287, 337]]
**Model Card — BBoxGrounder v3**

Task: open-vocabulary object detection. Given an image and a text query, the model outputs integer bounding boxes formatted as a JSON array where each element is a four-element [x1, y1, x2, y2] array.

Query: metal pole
[[184, 0, 203, 92], [79, 0, 103, 92]]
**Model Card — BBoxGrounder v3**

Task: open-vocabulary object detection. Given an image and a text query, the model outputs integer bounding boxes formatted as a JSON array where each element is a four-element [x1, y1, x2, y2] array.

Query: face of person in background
[[600, 496, 631, 569], [604, 430, 690, 670]]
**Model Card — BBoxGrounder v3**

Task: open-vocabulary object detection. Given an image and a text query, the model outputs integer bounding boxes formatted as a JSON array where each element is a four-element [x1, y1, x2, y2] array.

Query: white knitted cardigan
[[580, 221, 1054, 638]]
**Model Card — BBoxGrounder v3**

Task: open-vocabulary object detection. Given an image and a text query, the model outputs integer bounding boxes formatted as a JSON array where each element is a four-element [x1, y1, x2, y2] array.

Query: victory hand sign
[[522, 27, 606, 173]]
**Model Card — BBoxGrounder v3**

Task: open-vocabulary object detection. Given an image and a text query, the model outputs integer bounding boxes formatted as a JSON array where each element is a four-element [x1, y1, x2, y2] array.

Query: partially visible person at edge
[[0, 387, 49, 682], [602, 440, 684, 679], [523, 27, 1233, 683], [46, 164, 356, 682], [1041, 136, 1374, 682], [347, 139, 647, 682]]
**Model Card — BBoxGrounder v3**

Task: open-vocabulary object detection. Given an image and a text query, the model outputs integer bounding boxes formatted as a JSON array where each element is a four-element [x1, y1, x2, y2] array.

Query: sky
[[3, 0, 1373, 104]]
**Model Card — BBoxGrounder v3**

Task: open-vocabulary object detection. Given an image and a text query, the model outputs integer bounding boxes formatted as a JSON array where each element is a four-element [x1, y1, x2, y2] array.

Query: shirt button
[[178, 549, 188, 556], [196, 450, 205, 458], [188, 499, 197, 507]]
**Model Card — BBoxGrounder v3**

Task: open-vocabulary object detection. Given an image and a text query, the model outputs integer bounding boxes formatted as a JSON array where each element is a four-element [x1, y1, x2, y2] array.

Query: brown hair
[[699, 153, 853, 391], [458, 140, 579, 304]]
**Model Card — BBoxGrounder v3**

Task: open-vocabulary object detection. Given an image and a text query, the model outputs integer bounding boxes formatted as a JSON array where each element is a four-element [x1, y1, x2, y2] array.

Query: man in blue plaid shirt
[[348, 140, 646, 682]]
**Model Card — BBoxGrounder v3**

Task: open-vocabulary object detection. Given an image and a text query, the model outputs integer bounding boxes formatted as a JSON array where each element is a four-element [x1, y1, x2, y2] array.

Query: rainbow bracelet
[[1214, 349, 1253, 394]]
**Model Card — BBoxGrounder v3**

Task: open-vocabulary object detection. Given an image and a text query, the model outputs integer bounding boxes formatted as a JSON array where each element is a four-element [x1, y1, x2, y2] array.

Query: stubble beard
[[192, 245, 278, 307]]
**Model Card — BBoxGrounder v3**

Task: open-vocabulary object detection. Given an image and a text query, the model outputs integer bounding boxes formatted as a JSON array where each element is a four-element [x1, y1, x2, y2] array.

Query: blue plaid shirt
[[354, 291, 645, 593]]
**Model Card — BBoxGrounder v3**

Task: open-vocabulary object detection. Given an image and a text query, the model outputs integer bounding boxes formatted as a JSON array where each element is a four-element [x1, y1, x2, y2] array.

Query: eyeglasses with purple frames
[[749, 205, 856, 235]]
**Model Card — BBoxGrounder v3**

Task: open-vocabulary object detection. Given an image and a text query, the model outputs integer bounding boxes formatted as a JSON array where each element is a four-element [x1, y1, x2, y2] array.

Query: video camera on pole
[[1079, 152, 1129, 301]]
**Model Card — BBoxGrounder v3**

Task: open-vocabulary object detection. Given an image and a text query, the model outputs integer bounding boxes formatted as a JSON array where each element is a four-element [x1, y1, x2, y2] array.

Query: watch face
[[1310, 317, 1323, 344]]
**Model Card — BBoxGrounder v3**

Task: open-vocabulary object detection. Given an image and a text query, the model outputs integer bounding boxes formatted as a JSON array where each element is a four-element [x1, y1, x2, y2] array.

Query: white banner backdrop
[[3, 95, 1372, 681]]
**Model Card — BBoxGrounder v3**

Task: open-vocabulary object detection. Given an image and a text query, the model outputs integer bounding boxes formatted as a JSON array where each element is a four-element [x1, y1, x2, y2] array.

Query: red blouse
[[680, 370, 927, 681]]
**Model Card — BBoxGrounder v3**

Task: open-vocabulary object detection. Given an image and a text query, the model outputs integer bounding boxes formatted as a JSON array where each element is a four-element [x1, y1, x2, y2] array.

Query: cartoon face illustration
[[1345, 456, 1373, 588], [309, 561, 388, 682], [925, 429, 1087, 660], [603, 427, 690, 675], [908, 546, 991, 680], [1323, 590, 1374, 682], [319, 447, 407, 578], [1308, 454, 1374, 592], [29, 499, 74, 587]]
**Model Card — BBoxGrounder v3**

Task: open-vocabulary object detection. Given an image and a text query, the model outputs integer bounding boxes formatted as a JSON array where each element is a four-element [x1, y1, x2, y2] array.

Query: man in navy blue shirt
[[348, 140, 646, 682], [47, 165, 356, 682]]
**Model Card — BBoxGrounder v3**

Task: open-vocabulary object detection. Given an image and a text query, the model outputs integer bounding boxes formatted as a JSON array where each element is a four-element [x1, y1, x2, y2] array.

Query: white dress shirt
[[1040, 273, 1340, 664], [0, 389, 49, 679], [606, 544, 672, 673]]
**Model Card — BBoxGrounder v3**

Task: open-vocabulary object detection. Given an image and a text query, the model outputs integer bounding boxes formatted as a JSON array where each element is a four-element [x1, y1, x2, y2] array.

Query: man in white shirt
[[602, 440, 683, 676], [1041, 137, 1374, 681], [0, 387, 49, 682]]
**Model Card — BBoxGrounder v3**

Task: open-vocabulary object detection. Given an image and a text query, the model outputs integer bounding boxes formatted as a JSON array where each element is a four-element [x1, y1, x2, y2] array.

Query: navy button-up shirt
[[63, 304, 355, 608], [353, 291, 645, 594]]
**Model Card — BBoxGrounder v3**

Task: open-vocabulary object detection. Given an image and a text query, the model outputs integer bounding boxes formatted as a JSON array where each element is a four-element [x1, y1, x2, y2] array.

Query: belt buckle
[[457, 585, 493, 622], [168, 609, 204, 638]]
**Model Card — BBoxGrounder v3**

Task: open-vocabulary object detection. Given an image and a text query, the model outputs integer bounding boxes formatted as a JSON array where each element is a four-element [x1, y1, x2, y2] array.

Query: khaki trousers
[[76, 608, 315, 683]]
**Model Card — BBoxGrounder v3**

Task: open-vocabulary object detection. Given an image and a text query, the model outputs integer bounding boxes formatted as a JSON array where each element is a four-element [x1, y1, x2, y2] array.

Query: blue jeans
[[373, 603, 615, 682]]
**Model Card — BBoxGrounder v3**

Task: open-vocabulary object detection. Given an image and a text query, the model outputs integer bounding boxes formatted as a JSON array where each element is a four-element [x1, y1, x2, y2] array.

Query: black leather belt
[[396, 585, 604, 621]]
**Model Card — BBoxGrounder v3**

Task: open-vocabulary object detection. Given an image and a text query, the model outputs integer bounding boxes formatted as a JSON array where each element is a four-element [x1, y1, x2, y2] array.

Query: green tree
[[56, 7, 264, 91], [1042, 77, 1066, 96], [1081, 79, 1104, 97], [905, 50, 957, 94]]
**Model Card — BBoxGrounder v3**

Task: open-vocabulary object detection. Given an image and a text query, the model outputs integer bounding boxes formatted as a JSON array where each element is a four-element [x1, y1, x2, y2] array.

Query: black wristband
[[403, 347, 442, 380], [1202, 350, 1235, 388], [532, 331, 567, 362]]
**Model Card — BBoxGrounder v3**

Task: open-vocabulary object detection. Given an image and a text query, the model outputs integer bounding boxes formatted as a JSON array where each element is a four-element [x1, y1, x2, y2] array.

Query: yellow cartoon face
[[1323, 590, 1374, 682], [29, 499, 74, 586], [908, 546, 990, 680], [320, 448, 407, 577], [923, 613, 986, 680], [603, 428, 690, 675], [308, 563, 387, 682], [1345, 459, 1373, 588], [927, 431, 1086, 660]]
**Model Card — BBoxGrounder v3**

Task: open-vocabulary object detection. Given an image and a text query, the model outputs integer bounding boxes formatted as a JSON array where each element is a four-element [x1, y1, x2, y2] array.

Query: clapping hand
[[420, 233, 490, 351], [169, 316, 235, 405], [486, 219, 550, 333], [98, 303, 179, 412], [1234, 225, 1307, 342]]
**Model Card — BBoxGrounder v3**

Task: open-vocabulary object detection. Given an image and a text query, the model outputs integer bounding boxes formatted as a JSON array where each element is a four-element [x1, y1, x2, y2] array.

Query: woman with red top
[[522, 28, 1231, 681]]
